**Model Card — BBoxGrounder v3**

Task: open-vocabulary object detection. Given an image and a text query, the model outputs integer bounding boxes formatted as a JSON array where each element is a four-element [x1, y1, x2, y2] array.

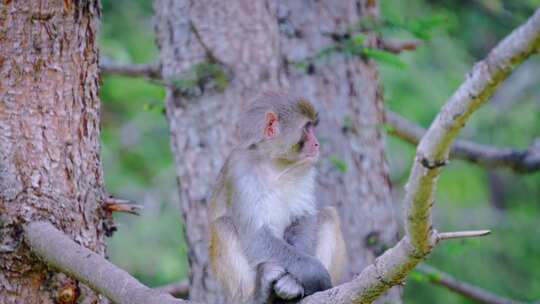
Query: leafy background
[[99, 0, 540, 302]]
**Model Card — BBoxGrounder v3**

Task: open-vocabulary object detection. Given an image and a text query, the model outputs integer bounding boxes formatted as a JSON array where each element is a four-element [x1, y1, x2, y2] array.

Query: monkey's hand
[[254, 262, 304, 303], [285, 256, 332, 296], [244, 227, 331, 301], [254, 261, 289, 304], [274, 273, 304, 300]]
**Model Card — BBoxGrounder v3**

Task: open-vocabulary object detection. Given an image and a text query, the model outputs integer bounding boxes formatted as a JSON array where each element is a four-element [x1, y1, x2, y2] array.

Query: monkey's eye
[[297, 139, 305, 151], [314, 112, 320, 126]]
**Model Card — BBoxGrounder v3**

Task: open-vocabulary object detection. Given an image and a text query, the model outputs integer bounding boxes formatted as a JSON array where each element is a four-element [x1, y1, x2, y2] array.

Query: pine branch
[[24, 221, 186, 304], [385, 110, 540, 173]]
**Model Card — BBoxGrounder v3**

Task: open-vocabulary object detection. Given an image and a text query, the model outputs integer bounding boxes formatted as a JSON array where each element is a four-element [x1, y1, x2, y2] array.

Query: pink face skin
[[299, 124, 319, 159], [263, 112, 319, 163]]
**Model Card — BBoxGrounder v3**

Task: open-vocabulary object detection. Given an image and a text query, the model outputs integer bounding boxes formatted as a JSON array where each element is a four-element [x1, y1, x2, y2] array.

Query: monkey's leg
[[210, 216, 256, 302], [314, 207, 347, 285]]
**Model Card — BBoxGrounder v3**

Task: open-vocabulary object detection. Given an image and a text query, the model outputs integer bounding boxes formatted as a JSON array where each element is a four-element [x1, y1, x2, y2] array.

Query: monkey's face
[[275, 119, 320, 165], [296, 121, 319, 160], [257, 95, 320, 166]]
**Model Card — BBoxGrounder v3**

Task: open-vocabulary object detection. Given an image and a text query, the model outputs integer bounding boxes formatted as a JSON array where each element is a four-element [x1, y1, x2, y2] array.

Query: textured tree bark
[[0, 1, 109, 303], [154, 0, 400, 303]]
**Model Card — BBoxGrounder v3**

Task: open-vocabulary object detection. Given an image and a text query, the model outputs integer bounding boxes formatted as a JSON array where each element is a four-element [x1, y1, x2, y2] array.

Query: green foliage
[[293, 25, 411, 70], [294, 45, 338, 71], [100, 76, 169, 188], [408, 270, 428, 283], [351, 33, 366, 45], [170, 62, 229, 93], [101, 0, 157, 63], [385, 14, 448, 40], [107, 205, 188, 286], [99, 0, 185, 286], [342, 116, 354, 132], [329, 155, 348, 172], [297, 7, 449, 70], [381, 122, 396, 133], [361, 48, 407, 69], [366, 233, 379, 246]]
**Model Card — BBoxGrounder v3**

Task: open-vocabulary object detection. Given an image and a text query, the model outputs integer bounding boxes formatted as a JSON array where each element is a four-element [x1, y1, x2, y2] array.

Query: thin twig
[[24, 221, 186, 304], [100, 62, 162, 80], [378, 38, 422, 53], [417, 264, 526, 304], [437, 230, 491, 241], [104, 196, 143, 215], [385, 110, 540, 173]]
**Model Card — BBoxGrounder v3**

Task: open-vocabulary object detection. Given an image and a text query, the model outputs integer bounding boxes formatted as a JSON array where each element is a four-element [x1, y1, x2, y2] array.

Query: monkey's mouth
[[300, 152, 319, 161]]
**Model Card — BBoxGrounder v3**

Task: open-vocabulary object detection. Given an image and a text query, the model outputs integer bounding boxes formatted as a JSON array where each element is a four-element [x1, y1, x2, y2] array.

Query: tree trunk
[[0, 1, 109, 303], [154, 0, 400, 303]]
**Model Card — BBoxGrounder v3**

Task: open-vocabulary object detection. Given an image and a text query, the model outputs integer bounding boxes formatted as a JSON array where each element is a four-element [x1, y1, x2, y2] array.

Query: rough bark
[[0, 1, 109, 303], [154, 0, 399, 303]]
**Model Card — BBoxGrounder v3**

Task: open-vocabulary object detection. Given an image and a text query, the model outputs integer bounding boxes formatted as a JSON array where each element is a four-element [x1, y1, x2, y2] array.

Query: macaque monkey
[[209, 92, 346, 304]]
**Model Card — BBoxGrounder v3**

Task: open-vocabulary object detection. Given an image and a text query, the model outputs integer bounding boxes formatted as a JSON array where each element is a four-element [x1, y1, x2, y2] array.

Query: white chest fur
[[233, 165, 317, 237]]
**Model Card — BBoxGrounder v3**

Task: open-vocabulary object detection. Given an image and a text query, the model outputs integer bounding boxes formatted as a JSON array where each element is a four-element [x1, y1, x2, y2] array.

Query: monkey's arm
[[209, 217, 256, 302], [211, 216, 302, 304], [242, 225, 332, 297], [284, 207, 347, 285], [283, 215, 318, 254]]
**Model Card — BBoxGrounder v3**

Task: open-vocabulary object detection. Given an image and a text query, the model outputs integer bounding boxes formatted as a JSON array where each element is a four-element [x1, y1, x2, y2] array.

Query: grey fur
[[243, 225, 332, 300], [209, 93, 344, 304]]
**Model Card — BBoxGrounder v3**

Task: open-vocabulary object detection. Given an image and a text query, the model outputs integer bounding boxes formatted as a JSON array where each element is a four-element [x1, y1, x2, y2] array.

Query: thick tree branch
[[385, 110, 540, 173], [100, 62, 162, 80], [417, 264, 526, 304], [301, 7, 540, 304], [24, 221, 186, 304]]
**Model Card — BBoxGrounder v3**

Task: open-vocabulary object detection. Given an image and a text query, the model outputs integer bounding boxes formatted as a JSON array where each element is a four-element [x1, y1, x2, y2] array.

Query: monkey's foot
[[274, 274, 304, 300]]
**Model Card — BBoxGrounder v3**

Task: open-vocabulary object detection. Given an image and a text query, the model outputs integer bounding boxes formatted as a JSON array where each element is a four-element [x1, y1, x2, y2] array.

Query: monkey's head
[[238, 92, 320, 165]]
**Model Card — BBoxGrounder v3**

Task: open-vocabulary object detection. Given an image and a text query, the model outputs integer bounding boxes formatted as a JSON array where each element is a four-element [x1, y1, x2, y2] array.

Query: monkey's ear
[[264, 111, 279, 139]]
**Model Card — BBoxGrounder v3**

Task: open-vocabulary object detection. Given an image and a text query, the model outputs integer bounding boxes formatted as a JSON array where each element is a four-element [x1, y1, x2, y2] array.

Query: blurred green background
[[99, 0, 540, 302]]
